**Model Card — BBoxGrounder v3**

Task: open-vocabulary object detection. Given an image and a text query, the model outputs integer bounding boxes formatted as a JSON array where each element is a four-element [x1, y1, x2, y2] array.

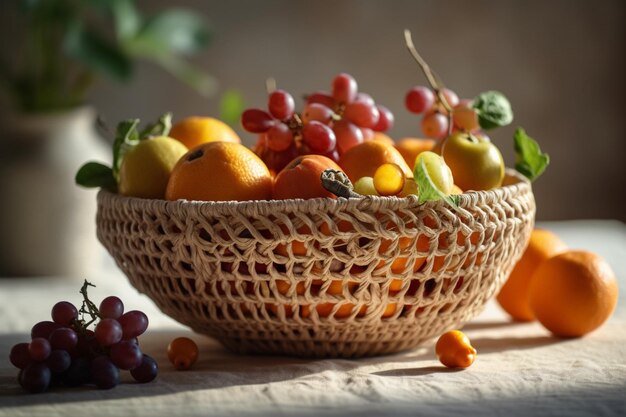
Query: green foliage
[[472, 91, 514, 130], [513, 127, 550, 182], [2, 0, 215, 113]]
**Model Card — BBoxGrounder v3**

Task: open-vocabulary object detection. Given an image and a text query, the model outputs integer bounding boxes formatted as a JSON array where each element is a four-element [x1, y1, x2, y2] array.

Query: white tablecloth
[[1, 220, 625, 417]]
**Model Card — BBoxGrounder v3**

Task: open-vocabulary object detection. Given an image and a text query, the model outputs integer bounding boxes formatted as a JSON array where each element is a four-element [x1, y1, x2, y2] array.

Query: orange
[[529, 250, 618, 338], [169, 116, 241, 149], [394, 138, 436, 168], [435, 330, 476, 368], [273, 155, 342, 200], [497, 229, 567, 321], [371, 132, 395, 145], [165, 142, 273, 202], [339, 141, 412, 183]]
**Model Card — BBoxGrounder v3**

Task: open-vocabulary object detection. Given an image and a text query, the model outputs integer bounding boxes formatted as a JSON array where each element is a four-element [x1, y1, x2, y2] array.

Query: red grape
[[354, 92, 374, 106], [19, 362, 51, 393], [302, 103, 334, 124], [51, 301, 78, 326], [306, 91, 336, 108], [99, 296, 124, 319], [421, 111, 449, 139], [31, 321, 62, 340], [49, 328, 78, 351], [372, 105, 394, 132], [10, 343, 31, 369], [333, 119, 364, 155], [91, 356, 120, 390], [46, 350, 71, 373], [361, 127, 375, 141], [343, 101, 380, 129], [241, 109, 275, 133], [266, 123, 294, 152], [302, 121, 337, 154], [130, 354, 158, 383], [118, 311, 149, 339], [109, 340, 143, 370], [29, 338, 51, 361], [405, 86, 435, 114], [452, 99, 479, 131], [332, 73, 358, 104], [268, 89, 295, 121], [62, 357, 90, 387], [441, 88, 460, 108], [94, 318, 123, 347]]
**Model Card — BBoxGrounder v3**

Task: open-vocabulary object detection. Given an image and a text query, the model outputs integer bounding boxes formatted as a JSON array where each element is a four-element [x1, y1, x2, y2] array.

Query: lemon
[[118, 136, 188, 199]]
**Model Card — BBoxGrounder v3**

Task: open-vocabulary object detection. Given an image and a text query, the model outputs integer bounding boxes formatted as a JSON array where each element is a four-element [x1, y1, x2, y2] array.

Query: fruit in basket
[[497, 229, 568, 321], [440, 131, 505, 191], [8, 281, 156, 393], [339, 141, 412, 183], [169, 116, 241, 149], [373, 163, 406, 196], [167, 337, 199, 370], [529, 251, 618, 338], [118, 136, 188, 199], [414, 151, 454, 196], [436, 330, 477, 368], [166, 141, 273, 202], [273, 155, 342, 200], [394, 138, 436, 167]]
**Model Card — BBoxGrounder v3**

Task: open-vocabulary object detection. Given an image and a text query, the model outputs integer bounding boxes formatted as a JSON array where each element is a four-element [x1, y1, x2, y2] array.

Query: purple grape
[[49, 328, 78, 351], [51, 301, 78, 326], [90, 356, 120, 390], [10, 343, 31, 369], [99, 296, 124, 319], [130, 354, 158, 383], [19, 362, 51, 393], [109, 340, 143, 370], [75, 329, 98, 357], [46, 350, 72, 373], [94, 318, 123, 347], [29, 338, 51, 361], [31, 321, 62, 340], [118, 311, 149, 339], [62, 357, 91, 387]]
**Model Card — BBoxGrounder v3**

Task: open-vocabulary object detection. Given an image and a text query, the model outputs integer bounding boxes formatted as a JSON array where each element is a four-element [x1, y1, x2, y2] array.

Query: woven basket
[[96, 169, 535, 358]]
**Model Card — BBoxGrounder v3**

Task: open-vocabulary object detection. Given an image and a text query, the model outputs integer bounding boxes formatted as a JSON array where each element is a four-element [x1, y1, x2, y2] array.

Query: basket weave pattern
[[96, 172, 535, 358]]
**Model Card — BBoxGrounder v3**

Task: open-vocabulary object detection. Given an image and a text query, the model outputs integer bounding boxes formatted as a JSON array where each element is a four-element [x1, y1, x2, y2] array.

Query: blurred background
[[0, 0, 624, 276]]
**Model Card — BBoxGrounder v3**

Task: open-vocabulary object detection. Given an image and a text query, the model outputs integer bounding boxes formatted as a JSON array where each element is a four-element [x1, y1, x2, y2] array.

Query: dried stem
[[265, 78, 277, 94]]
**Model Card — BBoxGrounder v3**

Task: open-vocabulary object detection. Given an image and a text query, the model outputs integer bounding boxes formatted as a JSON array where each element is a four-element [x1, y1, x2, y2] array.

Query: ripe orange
[[435, 330, 476, 368], [169, 116, 241, 149], [338, 141, 412, 183], [371, 132, 395, 145], [394, 138, 436, 168], [165, 142, 273, 202], [529, 250, 618, 337], [497, 229, 568, 321], [272, 155, 342, 200]]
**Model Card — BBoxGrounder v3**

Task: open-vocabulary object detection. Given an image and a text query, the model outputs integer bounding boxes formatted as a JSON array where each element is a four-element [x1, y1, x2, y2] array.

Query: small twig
[[78, 280, 101, 328], [266, 78, 277, 94]]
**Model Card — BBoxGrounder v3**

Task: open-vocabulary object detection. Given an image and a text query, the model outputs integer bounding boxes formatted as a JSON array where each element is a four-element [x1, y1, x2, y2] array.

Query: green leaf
[[219, 90, 245, 129], [139, 112, 173, 138], [514, 127, 550, 182], [110, 0, 141, 41], [128, 9, 211, 57], [414, 154, 457, 207], [112, 119, 140, 182], [472, 91, 513, 130], [157, 55, 217, 96], [63, 22, 132, 81], [75, 162, 116, 191]]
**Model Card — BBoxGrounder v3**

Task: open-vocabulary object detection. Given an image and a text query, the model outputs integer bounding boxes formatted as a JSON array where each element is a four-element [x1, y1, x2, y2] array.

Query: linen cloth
[[0, 220, 624, 416]]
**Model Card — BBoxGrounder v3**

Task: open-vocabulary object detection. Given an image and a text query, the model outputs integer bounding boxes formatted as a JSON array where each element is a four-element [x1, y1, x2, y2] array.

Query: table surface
[[0, 220, 625, 417]]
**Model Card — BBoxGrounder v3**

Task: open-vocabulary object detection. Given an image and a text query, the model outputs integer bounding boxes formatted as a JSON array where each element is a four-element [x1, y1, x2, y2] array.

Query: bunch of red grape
[[242, 73, 394, 173], [8, 281, 157, 393], [405, 86, 480, 139]]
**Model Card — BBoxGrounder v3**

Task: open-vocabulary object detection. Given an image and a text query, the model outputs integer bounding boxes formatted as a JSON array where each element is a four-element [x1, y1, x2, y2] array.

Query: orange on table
[[167, 337, 199, 370], [394, 138, 436, 168], [339, 140, 412, 183], [165, 141, 273, 202], [272, 154, 342, 200], [169, 116, 240, 149], [529, 250, 618, 338], [497, 229, 568, 321], [435, 330, 476, 368]]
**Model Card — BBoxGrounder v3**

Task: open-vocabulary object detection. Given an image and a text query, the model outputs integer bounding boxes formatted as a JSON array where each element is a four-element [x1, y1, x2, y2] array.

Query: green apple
[[441, 132, 504, 191]]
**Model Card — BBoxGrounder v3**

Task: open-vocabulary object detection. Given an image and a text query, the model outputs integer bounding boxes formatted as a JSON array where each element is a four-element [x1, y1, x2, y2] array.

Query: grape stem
[[265, 78, 277, 94], [403, 29, 454, 134], [77, 280, 101, 329]]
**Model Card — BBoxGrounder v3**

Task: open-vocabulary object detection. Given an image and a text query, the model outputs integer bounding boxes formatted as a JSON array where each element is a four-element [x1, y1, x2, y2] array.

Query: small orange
[[165, 142, 273, 202], [169, 116, 240, 149], [497, 229, 568, 321], [167, 337, 199, 370], [435, 330, 476, 368], [339, 141, 412, 183], [394, 138, 436, 168], [273, 155, 342, 200], [529, 250, 618, 337]]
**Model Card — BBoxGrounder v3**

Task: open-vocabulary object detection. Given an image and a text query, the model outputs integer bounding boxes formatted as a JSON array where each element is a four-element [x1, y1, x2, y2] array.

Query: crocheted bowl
[[96, 170, 534, 358]]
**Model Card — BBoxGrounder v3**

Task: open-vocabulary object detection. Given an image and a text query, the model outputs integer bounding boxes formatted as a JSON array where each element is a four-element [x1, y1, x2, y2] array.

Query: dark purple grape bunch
[[8, 281, 158, 393], [242, 73, 394, 173]]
